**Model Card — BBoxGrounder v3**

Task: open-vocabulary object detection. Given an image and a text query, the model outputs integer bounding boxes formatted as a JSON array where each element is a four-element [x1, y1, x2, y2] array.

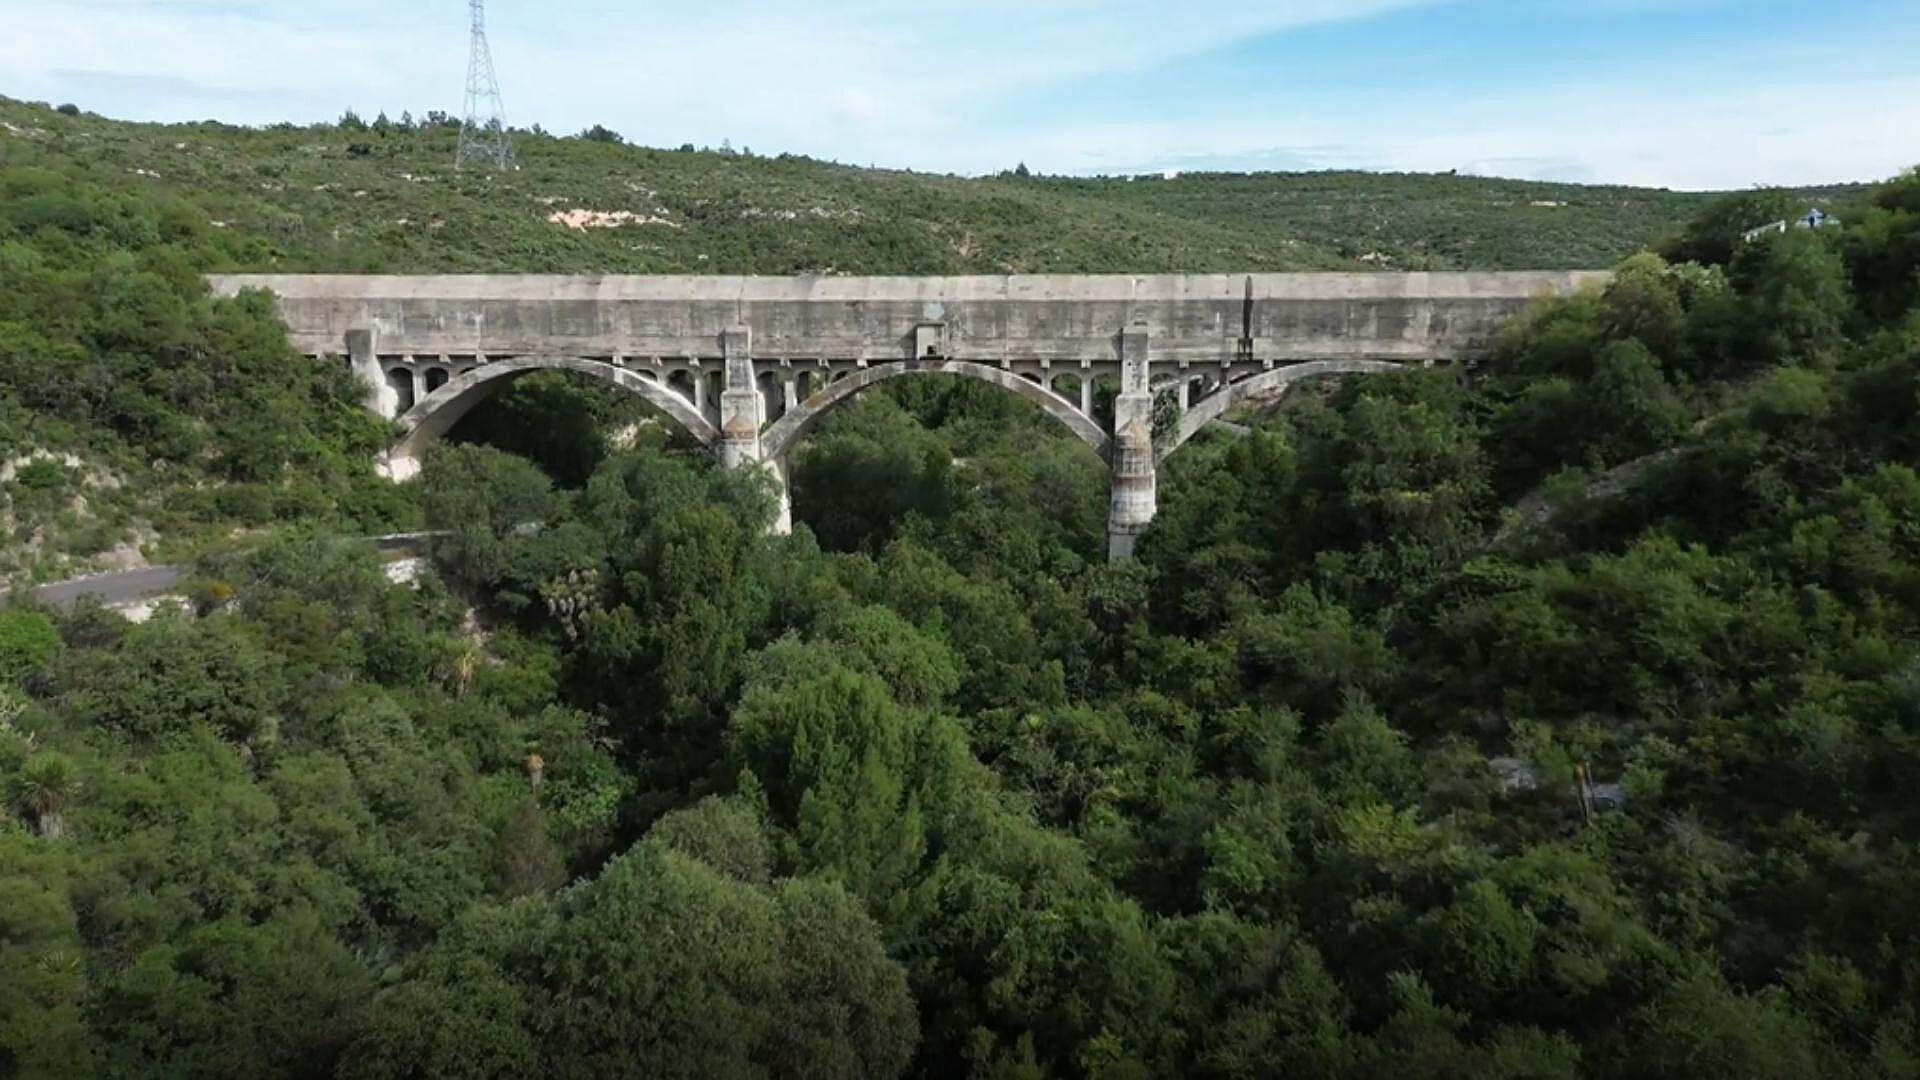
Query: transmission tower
[[455, 0, 515, 171]]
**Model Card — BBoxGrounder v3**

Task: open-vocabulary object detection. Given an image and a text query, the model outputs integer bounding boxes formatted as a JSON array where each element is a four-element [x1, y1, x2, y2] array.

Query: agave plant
[[11, 751, 79, 840]]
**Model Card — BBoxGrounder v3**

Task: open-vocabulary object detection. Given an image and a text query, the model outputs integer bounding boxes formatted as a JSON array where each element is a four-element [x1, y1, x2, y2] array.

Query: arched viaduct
[[207, 272, 1607, 560]]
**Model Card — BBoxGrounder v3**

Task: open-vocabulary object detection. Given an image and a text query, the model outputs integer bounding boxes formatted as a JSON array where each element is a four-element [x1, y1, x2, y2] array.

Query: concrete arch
[[1157, 359, 1405, 464], [758, 360, 1111, 462], [380, 356, 721, 480]]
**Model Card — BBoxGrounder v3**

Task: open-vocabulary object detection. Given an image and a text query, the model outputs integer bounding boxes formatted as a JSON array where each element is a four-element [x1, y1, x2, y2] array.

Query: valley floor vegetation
[[5, 97, 1920, 1079]]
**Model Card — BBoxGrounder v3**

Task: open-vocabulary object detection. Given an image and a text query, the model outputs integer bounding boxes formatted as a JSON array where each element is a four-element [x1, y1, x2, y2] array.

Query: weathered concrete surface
[[209, 272, 1607, 559], [210, 272, 1603, 364]]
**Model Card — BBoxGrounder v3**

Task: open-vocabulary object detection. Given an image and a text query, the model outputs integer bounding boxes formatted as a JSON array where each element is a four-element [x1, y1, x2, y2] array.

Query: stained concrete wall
[[207, 272, 1609, 364]]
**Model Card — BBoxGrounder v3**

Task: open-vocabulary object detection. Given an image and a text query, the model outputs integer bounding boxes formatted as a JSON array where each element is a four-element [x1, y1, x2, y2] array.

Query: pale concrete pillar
[[1108, 329, 1157, 561], [1176, 375, 1190, 412], [693, 364, 707, 416], [781, 375, 798, 414], [1080, 367, 1094, 415], [718, 329, 762, 467], [713, 330, 793, 536], [347, 328, 400, 420], [766, 455, 793, 536]]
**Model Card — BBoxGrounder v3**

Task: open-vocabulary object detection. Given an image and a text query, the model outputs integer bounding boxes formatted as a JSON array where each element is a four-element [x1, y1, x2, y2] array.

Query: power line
[[455, 0, 515, 171]]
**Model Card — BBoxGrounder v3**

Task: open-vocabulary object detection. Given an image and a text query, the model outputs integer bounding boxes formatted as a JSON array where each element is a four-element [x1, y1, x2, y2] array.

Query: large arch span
[[1157, 359, 1406, 464], [381, 356, 720, 480], [759, 360, 1111, 463]]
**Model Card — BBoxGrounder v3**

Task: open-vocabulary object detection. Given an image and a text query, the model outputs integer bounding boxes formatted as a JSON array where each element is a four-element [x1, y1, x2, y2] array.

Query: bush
[[13, 459, 66, 493], [0, 609, 63, 685]]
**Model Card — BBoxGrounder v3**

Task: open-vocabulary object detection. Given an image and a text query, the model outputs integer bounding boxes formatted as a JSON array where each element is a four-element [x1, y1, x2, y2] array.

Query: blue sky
[[3, 0, 1916, 188]]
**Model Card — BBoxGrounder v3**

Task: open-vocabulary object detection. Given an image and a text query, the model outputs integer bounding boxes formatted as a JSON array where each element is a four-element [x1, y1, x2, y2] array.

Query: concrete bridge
[[208, 272, 1605, 559]]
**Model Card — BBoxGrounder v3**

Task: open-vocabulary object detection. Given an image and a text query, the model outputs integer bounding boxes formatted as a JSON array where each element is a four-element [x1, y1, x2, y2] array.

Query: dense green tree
[[0, 610, 62, 686], [1661, 188, 1802, 266], [52, 614, 278, 744], [1732, 228, 1856, 363]]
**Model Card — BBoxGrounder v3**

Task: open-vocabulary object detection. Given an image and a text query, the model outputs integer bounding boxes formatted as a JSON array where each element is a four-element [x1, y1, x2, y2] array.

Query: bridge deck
[[208, 272, 1606, 365]]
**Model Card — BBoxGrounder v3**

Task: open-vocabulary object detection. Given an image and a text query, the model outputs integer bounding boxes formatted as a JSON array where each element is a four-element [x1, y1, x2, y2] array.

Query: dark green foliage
[[1661, 188, 1804, 266], [0, 143, 404, 582], [0, 610, 62, 686], [52, 615, 277, 743], [347, 836, 916, 1080]]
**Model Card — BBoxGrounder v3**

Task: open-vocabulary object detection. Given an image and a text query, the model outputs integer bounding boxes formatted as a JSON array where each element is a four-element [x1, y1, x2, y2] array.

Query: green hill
[[0, 96, 1801, 275], [0, 96, 1880, 585]]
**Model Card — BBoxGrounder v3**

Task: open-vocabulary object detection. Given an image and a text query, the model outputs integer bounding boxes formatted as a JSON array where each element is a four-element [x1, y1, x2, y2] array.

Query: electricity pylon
[[455, 0, 515, 171]]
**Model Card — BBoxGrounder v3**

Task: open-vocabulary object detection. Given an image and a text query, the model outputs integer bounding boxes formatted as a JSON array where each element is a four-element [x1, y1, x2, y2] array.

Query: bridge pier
[[347, 328, 400, 420], [717, 327, 793, 535], [1108, 330, 1158, 561]]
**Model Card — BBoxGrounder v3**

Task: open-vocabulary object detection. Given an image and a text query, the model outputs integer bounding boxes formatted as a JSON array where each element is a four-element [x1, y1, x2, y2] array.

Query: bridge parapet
[[209, 272, 1606, 559]]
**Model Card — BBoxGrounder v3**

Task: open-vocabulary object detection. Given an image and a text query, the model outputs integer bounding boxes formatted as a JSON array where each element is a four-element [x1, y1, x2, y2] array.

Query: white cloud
[[1064, 76, 1920, 189], [0, 0, 1912, 188]]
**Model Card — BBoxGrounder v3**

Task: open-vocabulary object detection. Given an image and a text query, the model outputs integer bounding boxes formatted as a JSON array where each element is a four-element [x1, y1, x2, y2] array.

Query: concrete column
[[1108, 329, 1157, 561], [1080, 367, 1094, 415], [347, 328, 400, 420], [693, 364, 707, 416], [766, 455, 793, 536], [709, 331, 793, 536], [409, 363, 424, 409], [718, 328, 763, 469], [781, 374, 798, 415]]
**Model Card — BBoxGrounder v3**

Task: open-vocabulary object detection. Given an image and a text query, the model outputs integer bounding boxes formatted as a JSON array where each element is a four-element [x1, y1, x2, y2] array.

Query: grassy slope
[[0, 96, 1823, 276]]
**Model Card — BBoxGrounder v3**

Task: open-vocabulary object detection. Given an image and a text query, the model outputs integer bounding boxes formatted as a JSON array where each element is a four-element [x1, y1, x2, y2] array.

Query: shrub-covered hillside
[[0, 96, 1816, 275], [0, 160, 411, 586], [0, 93, 1817, 584]]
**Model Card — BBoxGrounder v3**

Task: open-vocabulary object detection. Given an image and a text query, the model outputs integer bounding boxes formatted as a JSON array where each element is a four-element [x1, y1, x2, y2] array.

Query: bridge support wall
[[346, 328, 400, 420], [1109, 330, 1158, 560], [716, 327, 793, 534]]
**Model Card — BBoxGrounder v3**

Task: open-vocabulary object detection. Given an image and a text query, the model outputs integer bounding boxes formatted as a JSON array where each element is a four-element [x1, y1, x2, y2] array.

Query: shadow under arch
[[381, 356, 720, 480], [759, 360, 1111, 463], [1157, 359, 1408, 464]]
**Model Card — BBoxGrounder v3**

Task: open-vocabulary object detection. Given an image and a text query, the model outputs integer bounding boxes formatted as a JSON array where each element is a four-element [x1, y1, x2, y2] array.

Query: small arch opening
[[757, 371, 787, 422], [387, 368, 416, 413], [666, 369, 696, 404]]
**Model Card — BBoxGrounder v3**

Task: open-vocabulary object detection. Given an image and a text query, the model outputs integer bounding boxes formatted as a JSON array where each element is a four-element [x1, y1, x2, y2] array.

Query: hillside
[[0, 94, 1778, 585], [0, 96, 1772, 276]]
